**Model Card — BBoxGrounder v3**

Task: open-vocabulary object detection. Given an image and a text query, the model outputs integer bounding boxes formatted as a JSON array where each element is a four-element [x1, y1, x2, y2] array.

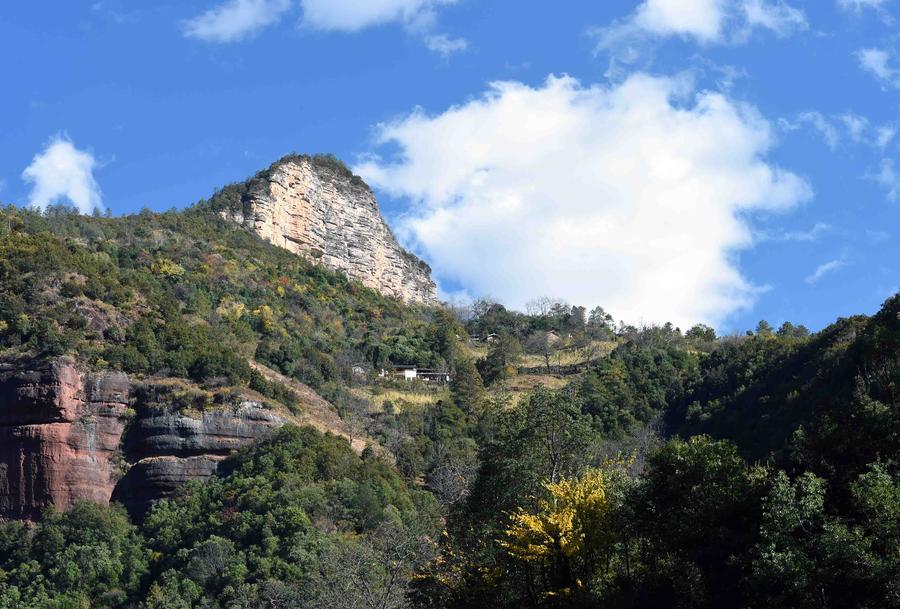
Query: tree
[[746, 471, 830, 609], [309, 520, 435, 609], [429, 308, 462, 364], [686, 324, 716, 343], [501, 467, 613, 598], [476, 333, 522, 385], [564, 305, 587, 335], [630, 436, 762, 609], [525, 330, 558, 373], [588, 306, 615, 339], [776, 321, 810, 339], [755, 320, 774, 337], [450, 356, 485, 413]]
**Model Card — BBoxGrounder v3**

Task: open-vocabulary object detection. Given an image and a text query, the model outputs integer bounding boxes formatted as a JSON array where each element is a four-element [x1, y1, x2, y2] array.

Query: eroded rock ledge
[[0, 359, 284, 520]]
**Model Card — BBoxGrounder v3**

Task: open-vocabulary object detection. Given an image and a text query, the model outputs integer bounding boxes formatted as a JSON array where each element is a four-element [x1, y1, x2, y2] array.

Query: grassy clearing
[[462, 339, 616, 368], [488, 373, 570, 406], [520, 340, 617, 368], [352, 386, 448, 412]]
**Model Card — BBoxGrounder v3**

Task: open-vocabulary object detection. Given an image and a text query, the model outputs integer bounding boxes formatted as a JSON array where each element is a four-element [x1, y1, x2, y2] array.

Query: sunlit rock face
[[0, 359, 284, 520], [220, 156, 437, 304], [0, 360, 130, 519]]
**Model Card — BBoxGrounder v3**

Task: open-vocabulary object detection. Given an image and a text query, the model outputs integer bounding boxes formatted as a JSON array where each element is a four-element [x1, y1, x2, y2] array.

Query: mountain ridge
[[209, 153, 438, 304]]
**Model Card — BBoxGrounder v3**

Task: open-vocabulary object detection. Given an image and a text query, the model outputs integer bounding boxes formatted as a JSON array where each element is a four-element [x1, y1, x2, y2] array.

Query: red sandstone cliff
[[0, 359, 130, 519], [0, 359, 287, 520]]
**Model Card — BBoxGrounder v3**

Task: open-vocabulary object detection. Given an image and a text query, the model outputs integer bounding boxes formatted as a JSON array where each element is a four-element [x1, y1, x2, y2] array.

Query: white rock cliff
[[218, 155, 437, 304]]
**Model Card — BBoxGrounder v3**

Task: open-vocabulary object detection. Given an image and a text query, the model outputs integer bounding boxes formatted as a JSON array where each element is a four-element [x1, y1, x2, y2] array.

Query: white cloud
[[22, 135, 103, 214], [781, 110, 894, 150], [838, 112, 869, 142], [358, 74, 812, 328], [857, 48, 900, 87], [183, 0, 291, 43], [594, 0, 807, 75], [876, 125, 897, 148], [838, 0, 893, 21], [805, 258, 845, 284], [299, 0, 465, 54], [183, 0, 464, 53], [424, 33, 467, 56], [870, 158, 900, 200], [866, 228, 890, 243], [299, 0, 449, 31], [632, 0, 727, 41], [839, 0, 890, 9], [741, 0, 808, 38], [762, 222, 832, 242], [781, 112, 840, 149]]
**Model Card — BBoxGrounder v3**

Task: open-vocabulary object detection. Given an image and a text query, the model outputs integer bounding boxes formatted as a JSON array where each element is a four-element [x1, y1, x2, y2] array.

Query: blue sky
[[1, 0, 898, 333]]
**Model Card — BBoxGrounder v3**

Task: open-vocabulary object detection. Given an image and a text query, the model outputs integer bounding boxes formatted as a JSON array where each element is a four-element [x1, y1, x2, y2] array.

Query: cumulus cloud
[[631, 0, 727, 41], [805, 258, 846, 284], [593, 0, 807, 76], [183, 0, 291, 43], [358, 74, 812, 328], [22, 135, 103, 214]]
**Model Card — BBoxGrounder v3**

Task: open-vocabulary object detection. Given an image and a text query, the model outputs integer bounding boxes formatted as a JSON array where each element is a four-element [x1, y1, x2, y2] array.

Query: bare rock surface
[[0, 359, 286, 519], [114, 402, 284, 517], [220, 156, 437, 304], [0, 360, 130, 519], [125, 402, 285, 460]]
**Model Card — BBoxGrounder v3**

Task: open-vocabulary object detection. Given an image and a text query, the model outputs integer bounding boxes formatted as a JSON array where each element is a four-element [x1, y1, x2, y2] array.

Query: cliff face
[[0, 360, 284, 520], [0, 361, 130, 519], [114, 403, 284, 517], [218, 156, 437, 304]]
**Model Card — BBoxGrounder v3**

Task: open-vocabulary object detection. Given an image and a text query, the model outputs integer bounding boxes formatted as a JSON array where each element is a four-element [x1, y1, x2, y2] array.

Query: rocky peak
[[214, 154, 437, 304]]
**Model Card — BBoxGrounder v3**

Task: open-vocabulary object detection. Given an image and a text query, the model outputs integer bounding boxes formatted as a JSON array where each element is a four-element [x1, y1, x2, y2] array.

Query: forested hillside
[[0, 202, 897, 608]]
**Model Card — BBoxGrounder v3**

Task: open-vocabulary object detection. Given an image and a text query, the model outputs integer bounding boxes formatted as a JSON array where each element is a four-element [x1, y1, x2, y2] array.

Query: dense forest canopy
[[0, 204, 897, 608]]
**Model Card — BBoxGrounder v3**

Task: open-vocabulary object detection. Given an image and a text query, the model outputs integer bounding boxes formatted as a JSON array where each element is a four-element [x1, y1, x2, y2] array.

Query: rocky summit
[[215, 154, 437, 304]]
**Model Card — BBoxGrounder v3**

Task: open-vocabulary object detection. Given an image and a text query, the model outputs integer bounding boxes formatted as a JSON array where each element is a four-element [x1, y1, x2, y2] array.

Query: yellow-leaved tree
[[500, 462, 626, 599]]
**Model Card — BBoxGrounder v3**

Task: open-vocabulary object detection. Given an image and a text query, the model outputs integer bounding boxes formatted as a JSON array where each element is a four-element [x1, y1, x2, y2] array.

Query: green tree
[[476, 333, 522, 385], [450, 356, 485, 413]]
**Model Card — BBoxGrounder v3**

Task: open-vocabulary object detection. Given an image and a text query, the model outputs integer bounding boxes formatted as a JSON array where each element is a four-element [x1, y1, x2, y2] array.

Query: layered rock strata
[[114, 403, 284, 517], [219, 156, 437, 304], [0, 360, 284, 519], [0, 360, 130, 519]]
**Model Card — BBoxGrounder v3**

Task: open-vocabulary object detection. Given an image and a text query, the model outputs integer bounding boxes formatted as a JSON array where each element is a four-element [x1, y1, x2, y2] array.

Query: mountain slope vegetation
[[0, 200, 897, 609]]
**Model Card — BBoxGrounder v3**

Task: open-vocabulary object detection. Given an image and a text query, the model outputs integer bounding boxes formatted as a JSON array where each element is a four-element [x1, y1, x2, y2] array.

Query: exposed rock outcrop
[[0, 360, 130, 519], [217, 155, 437, 304], [114, 402, 284, 517], [0, 360, 286, 520]]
